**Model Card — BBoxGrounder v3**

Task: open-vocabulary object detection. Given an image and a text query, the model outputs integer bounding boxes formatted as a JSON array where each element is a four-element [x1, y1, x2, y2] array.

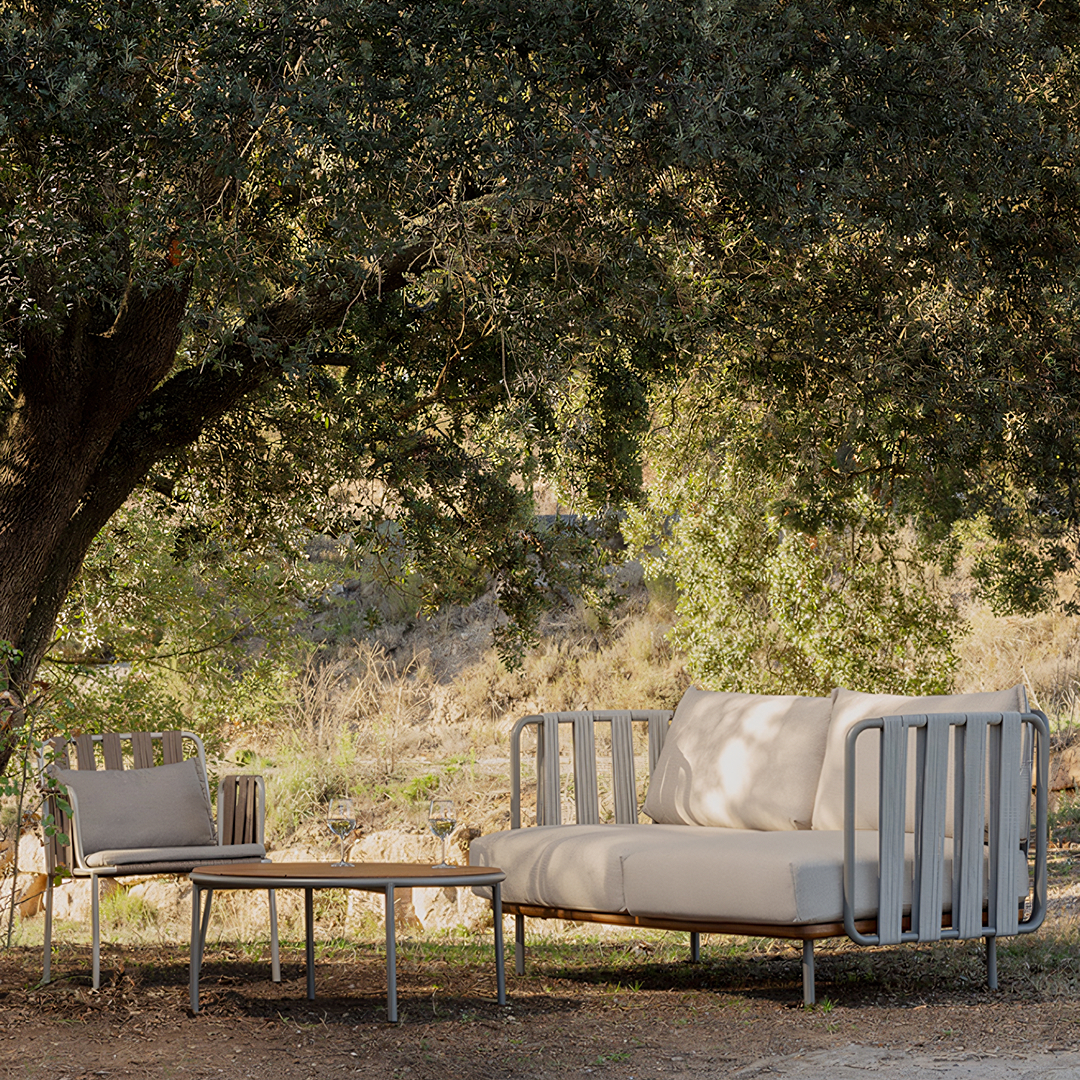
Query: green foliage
[[39, 499, 331, 750], [628, 392, 959, 695], [2, 0, 1080, 791], [970, 541, 1062, 617], [99, 888, 158, 934], [402, 772, 440, 805], [766, 522, 957, 695]]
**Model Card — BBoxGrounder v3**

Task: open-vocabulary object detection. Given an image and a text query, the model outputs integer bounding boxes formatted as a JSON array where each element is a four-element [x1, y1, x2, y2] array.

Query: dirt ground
[[3, 930, 1080, 1080]]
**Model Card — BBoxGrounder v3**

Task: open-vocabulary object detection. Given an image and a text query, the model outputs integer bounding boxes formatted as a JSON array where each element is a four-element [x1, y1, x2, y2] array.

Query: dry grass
[[955, 593, 1080, 736], [234, 585, 687, 848], [232, 572, 1080, 850]]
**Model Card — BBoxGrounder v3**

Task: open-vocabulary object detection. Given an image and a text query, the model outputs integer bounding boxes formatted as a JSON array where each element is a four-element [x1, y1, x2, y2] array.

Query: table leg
[[199, 888, 214, 951], [305, 887, 315, 1000], [189, 884, 202, 1014], [494, 882, 506, 1005], [385, 884, 397, 1022]]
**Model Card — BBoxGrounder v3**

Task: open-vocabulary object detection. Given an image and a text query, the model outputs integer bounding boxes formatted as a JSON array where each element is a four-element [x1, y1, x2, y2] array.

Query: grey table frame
[[189, 861, 506, 1021]]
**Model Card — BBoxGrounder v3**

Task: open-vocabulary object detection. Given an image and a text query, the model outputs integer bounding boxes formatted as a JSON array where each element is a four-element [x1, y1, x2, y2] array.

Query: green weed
[[100, 888, 158, 934]]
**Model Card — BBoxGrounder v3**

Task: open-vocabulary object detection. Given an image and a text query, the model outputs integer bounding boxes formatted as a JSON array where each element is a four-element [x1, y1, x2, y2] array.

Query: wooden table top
[[189, 861, 505, 886]]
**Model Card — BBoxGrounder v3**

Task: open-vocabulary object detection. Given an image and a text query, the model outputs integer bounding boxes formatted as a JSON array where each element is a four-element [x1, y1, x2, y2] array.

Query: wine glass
[[428, 798, 456, 868], [327, 797, 356, 867]]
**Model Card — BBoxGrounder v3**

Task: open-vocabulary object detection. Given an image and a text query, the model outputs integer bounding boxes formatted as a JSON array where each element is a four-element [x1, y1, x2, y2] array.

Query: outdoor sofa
[[469, 686, 1049, 1003]]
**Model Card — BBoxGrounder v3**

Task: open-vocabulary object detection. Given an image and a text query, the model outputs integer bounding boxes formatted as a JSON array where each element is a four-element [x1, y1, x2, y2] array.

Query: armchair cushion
[[52, 757, 216, 858], [84, 842, 265, 868]]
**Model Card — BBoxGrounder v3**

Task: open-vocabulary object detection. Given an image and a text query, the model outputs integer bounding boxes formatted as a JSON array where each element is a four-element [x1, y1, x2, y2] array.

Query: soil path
[[3, 941, 1080, 1080]]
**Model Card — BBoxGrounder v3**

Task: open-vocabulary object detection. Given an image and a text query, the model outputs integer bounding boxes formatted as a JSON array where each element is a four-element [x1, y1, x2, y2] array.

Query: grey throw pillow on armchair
[[51, 757, 216, 856]]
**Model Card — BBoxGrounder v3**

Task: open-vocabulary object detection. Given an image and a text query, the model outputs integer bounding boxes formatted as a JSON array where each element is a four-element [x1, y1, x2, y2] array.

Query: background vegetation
[[3, 4, 1080, 959]]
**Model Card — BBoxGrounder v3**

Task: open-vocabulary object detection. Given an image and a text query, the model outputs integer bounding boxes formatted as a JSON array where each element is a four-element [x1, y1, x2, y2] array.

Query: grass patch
[[99, 889, 158, 935]]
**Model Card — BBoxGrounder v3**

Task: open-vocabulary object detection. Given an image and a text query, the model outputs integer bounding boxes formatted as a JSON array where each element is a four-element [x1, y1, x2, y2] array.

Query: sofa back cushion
[[810, 685, 1028, 833], [52, 757, 216, 858], [643, 687, 834, 831]]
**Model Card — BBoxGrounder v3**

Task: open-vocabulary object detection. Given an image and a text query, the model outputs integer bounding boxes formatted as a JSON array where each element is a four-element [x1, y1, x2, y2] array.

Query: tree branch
[[14, 261, 419, 684]]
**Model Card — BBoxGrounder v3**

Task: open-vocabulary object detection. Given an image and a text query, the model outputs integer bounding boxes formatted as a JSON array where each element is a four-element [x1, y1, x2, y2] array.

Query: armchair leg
[[91, 876, 101, 990], [986, 936, 998, 990], [269, 889, 281, 982], [42, 875, 54, 985], [690, 931, 701, 963], [199, 887, 214, 957]]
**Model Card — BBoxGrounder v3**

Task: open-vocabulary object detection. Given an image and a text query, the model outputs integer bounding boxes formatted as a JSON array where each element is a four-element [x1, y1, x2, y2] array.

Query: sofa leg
[[801, 939, 815, 1007], [986, 936, 998, 991], [515, 914, 526, 976], [690, 931, 701, 963]]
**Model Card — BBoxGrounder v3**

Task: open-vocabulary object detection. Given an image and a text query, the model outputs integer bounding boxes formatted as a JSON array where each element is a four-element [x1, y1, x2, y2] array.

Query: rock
[[16, 831, 46, 874], [375, 624, 405, 653], [15, 872, 48, 918], [430, 686, 467, 726], [268, 844, 326, 863], [1049, 743, 1080, 812], [1051, 743, 1080, 793], [342, 829, 491, 932], [411, 880, 491, 932]]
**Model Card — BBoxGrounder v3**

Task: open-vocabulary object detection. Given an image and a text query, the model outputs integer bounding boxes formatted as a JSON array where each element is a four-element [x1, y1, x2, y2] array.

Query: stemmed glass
[[327, 797, 356, 867], [428, 798, 456, 868]]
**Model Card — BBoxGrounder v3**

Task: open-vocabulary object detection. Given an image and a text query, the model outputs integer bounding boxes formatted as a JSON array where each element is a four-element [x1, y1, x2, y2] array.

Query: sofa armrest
[[842, 709, 1048, 948]]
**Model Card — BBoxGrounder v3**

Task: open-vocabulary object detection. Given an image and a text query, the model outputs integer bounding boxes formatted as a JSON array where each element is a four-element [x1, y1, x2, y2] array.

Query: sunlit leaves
[[627, 387, 959, 695]]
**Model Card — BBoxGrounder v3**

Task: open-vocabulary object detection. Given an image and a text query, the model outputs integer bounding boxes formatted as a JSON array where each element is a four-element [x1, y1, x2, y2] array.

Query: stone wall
[[2, 827, 490, 937]]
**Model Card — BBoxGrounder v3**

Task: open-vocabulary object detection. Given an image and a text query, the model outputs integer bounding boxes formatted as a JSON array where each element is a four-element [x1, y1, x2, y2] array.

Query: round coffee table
[[189, 861, 506, 1020]]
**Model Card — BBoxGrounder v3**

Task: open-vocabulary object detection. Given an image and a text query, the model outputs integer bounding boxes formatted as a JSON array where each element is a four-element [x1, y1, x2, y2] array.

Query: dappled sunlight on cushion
[[811, 685, 1029, 833], [642, 688, 833, 831]]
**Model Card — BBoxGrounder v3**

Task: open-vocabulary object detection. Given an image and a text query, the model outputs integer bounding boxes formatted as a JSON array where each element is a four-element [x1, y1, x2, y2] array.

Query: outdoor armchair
[[40, 729, 280, 989]]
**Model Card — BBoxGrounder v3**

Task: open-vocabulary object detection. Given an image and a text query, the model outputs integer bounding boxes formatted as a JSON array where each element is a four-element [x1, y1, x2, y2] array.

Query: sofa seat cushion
[[473, 824, 1027, 927], [643, 688, 833, 831], [84, 842, 266, 868], [811, 686, 1029, 833], [469, 825, 636, 912], [622, 828, 943, 924]]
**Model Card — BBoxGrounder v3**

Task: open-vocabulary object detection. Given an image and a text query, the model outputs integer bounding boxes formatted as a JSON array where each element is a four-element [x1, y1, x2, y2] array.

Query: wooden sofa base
[[505, 903, 1001, 1007], [504, 903, 863, 941]]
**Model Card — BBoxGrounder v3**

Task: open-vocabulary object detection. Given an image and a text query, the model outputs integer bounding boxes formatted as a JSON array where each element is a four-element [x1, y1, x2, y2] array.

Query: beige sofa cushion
[[469, 824, 632, 912], [52, 758, 217, 858], [620, 825, 1027, 925], [472, 823, 1028, 925], [810, 685, 1028, 833], [642, 688, 833, 831]]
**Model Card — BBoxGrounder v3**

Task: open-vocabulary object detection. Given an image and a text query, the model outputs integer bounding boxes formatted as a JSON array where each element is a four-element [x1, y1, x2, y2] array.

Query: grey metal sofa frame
[[503, 707, 1048, 1004], [40, 729, 281, 989]]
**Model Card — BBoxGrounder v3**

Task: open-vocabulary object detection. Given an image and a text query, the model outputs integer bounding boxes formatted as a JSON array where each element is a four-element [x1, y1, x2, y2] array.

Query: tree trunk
[[0, 278, 189, 767]]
